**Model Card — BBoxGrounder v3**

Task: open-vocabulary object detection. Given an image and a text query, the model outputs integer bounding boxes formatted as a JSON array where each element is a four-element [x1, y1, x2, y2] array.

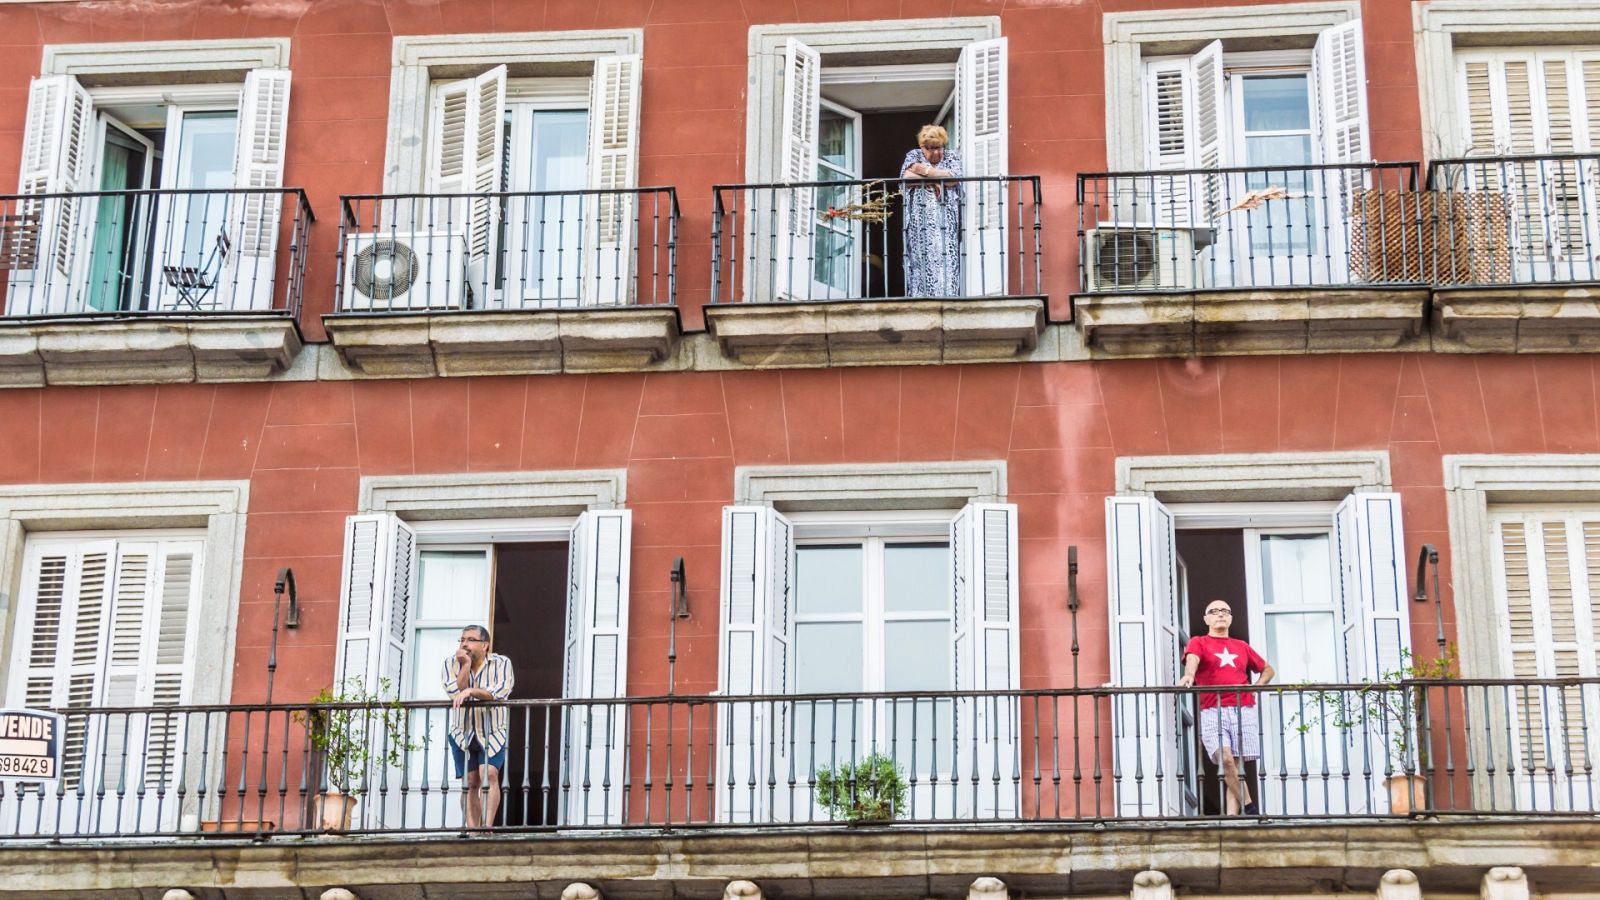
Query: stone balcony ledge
[[1072, 287, 1430, 359], [0, 315, 302, 387], [1433, 283, 1600, 352], [322, 307, 682, 378], [1, 819, 1594, 899], [704, 297, 1047, 367]]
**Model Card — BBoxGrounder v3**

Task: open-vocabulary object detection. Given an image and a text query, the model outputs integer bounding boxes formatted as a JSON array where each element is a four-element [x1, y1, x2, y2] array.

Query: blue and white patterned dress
[[900, 148, 964, 297]]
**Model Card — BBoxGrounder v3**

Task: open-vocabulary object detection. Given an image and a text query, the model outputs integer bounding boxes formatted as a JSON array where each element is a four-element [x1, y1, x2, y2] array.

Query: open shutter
[[957, 37, 1008, 296], [1105, 496, 1183, 817], [429, 65, 506, 303], [559, 509, 632, 826], [715, 505, 794, 823], [1142, 57, 1193, 229], [773, 38, 820, 301], [224, 67, 291, 311], [950, 502, 1019, 818], [1189, 42, 1224, 225], [8, 74, 94, 315], [334, 514, 417, 699], [1332, 492, 1410, 683], [1313, 21, 1369, 167], [582, 54, 642, 306]]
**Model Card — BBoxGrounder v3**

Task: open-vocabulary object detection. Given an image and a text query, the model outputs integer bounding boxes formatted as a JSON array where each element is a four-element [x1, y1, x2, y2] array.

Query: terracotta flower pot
[[316, 790, 357, 831], [1386, 773, 1427, 815]]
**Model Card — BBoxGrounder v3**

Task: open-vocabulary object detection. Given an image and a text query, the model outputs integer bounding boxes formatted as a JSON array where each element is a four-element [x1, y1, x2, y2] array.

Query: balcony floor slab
[[1433, 284, 1600, 353], [705, 297, 1047, 368], [1073, 288, 1429, 358], [322, 308, 683, 378], [0, 315, 302, 387], [0, 819, 1596, 899]]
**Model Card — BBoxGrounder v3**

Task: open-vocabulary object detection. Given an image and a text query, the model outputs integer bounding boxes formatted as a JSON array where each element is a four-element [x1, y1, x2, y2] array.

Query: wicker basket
[[1349, 189, 1512, 285]]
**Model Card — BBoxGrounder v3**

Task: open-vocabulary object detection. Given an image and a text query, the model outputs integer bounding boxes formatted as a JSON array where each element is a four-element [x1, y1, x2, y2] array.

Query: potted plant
[[1291, 647, 1457, 816], [297, 678, 417, 831], [813, 752, 908, 823]]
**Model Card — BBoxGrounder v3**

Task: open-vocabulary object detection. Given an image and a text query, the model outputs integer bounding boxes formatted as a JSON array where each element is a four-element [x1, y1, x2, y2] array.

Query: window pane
[[408, 628, 462, 700], [818, 109, 853, 169], [1265, 611, 1338, 683], [795, 622, 864, 692], [1241, 74, 1311, 131], [417, 550, 489, 620], [883, 543, 950, 613], [1259, 533, 1332, 607], [174, 111, 238, 268], [1245, 134, 1314, 167], [796, 545, 863, 615], [884, 621, 950, 691]]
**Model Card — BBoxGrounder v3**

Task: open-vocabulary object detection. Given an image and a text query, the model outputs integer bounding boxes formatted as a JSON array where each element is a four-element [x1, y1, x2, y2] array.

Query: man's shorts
[[1199, 705, 1261, 764], [448, 734, 508, 779]]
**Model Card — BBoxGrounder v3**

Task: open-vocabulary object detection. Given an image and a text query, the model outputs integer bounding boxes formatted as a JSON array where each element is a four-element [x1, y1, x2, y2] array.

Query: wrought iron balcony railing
[[335, 188, 679, 313], [710, 175, 1043, 304], [1076, 162, 1426, 293], [0, 188, 313, 319], [3, 677, 1598, 841], [1427, 153, 1600, 287]]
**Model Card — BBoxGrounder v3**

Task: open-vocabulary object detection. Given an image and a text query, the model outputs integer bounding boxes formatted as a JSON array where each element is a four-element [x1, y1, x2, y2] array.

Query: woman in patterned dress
[[900, 125, 963, 297]]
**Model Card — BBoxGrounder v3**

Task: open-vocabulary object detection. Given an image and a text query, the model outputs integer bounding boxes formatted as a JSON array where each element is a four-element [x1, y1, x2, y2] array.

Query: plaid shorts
[[1200, 705, 1260, 763]]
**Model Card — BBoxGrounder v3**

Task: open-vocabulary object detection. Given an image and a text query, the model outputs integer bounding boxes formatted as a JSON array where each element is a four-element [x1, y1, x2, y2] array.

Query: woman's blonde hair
[[917, 124, 949, 149]]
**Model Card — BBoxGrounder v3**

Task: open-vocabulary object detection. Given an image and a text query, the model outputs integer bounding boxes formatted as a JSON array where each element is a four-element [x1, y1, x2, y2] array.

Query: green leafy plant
[[296, 678, 419, 795], [1289, 646, 1458, 774], [813, 752, 908, 822]]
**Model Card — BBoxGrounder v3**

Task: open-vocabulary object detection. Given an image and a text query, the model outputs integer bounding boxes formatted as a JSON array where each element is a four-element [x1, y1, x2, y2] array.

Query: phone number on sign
[[0, 756, 54, 777]]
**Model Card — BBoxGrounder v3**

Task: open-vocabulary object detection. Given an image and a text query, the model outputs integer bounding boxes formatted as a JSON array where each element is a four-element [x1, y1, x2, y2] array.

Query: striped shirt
[[442, 652, 515, 757]]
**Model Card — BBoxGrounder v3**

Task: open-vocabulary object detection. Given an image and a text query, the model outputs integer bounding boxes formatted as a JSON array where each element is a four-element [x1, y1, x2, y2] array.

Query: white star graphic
[[1214, 648, 1239, 669]]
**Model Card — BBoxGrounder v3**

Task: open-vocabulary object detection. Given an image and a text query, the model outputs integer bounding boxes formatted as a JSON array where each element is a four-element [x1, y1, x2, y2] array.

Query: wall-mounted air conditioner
[[1083, 224, 1204, 292], [341, 232, 469, 311]]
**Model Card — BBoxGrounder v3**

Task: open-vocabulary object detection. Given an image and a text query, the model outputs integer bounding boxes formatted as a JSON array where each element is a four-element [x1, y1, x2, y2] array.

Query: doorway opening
[[405, 539, 569, 828]]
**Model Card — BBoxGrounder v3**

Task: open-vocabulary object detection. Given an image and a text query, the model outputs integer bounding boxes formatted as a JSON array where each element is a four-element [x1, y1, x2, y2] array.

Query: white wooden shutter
[[773, 38, 820, 301], [957, 37, 1008, 296], [715, 505, 794, 823], [429, 65, 506, 301], [583, 54, 642, 306], [8, 74, 94, 314], [333, 514, 417, 698], [1143, 57, 1194, 228], [1105, 495, 1182, 817], [1332, 493, 1410, 682], [559, 509, 632, 826], [1313, 21, 1370, 166], [1190, 42, 1225, 225], [949, 502, 1019, 818], [223, 67, 291, 311]]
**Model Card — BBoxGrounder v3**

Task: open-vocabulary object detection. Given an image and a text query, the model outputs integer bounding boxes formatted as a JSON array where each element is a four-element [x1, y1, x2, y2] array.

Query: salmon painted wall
[[0, 0, 1427, 333], [0, 353, 1588, 704]]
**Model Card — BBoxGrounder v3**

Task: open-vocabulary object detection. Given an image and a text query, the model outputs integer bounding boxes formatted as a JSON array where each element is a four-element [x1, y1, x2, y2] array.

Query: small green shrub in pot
[[814, 752, 908, 822]]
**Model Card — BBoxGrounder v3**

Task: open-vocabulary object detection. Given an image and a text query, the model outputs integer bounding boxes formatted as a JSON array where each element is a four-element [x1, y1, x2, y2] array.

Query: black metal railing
[[0, 188, 313, 319], [336, 188, 679, 313], [4, 678, 1598, 841], [710, 175, 1043, 303], [1427, 153, 1600, 286], [1076, 162, 1423, 293]]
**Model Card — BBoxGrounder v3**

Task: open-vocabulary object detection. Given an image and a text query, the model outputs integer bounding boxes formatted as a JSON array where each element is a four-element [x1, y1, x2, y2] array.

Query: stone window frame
[[743, 17, 1000, 184], [735, 461, 1006, 510], [1414, 0, 1600, 159], [1116, 450, 1391, 501], [40, 37, 290, 79], [359, 469, 627, 518], [0, 481, 250, 707], [1101, 0, 1360, 169], [383, 30, 643, 193], [1443, 454, 1600, 679]]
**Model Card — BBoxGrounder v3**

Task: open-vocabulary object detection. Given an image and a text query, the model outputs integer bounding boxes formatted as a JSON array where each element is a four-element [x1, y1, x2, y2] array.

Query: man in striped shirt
[[443, 624, 514, 829]]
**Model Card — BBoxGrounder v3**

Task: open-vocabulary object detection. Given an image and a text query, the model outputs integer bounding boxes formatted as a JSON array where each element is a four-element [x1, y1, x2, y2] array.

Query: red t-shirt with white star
[[1183, 634, 1268, 709]]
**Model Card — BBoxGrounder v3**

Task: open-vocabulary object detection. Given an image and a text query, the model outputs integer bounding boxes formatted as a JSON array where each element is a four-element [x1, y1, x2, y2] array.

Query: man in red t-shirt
[[1176, 599, 1275, 815]]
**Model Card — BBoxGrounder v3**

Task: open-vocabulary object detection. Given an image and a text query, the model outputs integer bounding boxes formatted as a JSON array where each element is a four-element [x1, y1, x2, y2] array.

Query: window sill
[[704, 297, 1046, 368], [321, 307, 681, 378], [0, 315, 302, 387], [1433, 285, 1600, 353], [1071, 286, 1429, 358]]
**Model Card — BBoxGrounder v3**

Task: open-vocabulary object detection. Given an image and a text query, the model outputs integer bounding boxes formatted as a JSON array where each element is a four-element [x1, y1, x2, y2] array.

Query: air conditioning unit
[[1084, 224, 1200, 292], [341, 231, 469, 311]]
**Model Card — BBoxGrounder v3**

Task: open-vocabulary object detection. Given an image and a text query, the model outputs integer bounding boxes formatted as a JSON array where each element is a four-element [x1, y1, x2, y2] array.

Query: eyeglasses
[[459, 636, 487, 643], [1205, 608, 1232, 616]]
